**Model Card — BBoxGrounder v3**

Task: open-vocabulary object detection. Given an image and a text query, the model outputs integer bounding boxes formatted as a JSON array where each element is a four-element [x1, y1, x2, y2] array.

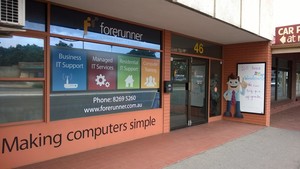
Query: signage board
[[275, 24, 300, 44], [88, 51, 117, 90], [237, 63, 265, 114], [51, 47, 87, 91], [117, 55, 141, 89]]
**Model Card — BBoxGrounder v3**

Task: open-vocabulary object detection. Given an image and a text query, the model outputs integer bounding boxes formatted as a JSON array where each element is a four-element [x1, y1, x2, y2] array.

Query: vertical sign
[[237, 63, 265, 114], [51, 47, 87, 91], [117, 55, 140, 89], [141, 58, 160, 89], [88, 51, 117, 90]]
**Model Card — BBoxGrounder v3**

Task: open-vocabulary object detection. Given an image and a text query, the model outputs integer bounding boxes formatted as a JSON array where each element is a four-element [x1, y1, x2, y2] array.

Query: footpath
[[165, 104, 300, 169], [19, 105, 300, 169]]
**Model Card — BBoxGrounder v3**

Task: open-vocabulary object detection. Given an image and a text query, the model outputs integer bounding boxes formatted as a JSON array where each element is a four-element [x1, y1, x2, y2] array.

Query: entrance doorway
[[170, 55, 208, 130]]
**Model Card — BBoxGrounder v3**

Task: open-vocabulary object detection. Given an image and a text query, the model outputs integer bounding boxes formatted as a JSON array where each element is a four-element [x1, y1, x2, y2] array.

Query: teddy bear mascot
[[223, 73, 247, 118]]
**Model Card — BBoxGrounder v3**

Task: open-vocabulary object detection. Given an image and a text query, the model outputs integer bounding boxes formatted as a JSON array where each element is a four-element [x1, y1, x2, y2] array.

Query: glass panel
[[297, 63, 300, 97], [0, 36, 44, 78], [0, 81, 44, 124], [25, 0, 46, 31], [297, 73, 300, 96], [50, 37, 161, 58], [171, 57, 188, 82], [49, 37, 161, 121], [170, 56, 188, 129], [190, 59, 207, 124], [277, 70, 289, 100], [50, 5, 161, 50], [210, 60, 221, 116], [170, 83, 188, 129], [271, 69, 276, 101]]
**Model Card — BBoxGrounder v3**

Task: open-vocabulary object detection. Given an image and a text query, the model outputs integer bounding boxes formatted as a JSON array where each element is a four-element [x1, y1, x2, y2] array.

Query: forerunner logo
[[83, 17, 143, 41]]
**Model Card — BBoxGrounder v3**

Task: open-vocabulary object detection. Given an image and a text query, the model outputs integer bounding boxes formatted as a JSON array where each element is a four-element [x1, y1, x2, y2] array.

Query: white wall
[[172, 0, 274, 40]]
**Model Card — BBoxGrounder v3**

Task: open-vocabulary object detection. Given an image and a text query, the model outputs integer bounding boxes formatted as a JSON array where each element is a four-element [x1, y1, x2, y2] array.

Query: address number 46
[[194, 43, 204, 54]]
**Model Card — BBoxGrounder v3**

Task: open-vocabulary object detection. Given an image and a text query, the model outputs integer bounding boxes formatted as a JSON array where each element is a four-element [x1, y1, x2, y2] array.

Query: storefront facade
[[0, 0, 273, 168], [271, 24, 300, 109]]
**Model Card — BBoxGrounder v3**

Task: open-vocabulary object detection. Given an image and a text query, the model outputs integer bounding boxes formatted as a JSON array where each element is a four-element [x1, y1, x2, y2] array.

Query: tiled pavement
[[19, 103, 300, 169]]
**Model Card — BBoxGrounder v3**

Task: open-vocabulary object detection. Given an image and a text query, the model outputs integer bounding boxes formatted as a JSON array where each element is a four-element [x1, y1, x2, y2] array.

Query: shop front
[[0, 1, 165, 168], [0, 0, 273, 168]]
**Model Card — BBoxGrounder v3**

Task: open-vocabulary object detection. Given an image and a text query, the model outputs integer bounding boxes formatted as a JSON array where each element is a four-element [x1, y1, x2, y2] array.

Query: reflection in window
[[25, 0, 46, 31], [210, 60, 221, 117], [50, 5, 161, 50], [277, 71, 289, 100], [297, 73, 300, 96], [0, 36, 44, 78], [50, 37, 161, 58], [171, 57, 188, 82], [271, 69, 276, 101], [0, 81, 44, 124]]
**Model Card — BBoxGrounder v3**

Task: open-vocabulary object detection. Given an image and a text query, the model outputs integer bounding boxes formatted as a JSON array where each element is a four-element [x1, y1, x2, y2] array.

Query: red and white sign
[[275, 24, 300, 45]]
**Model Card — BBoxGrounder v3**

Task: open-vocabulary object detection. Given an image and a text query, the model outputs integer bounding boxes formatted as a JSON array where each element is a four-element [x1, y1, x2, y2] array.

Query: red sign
[[88, 51, 117, 90], [275, 24, 300, 44]]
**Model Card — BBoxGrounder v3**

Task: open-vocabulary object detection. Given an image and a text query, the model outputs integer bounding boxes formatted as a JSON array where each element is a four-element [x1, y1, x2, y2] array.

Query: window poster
[[141, 58, 160, 89], [50, 47, 161, 121], [51, 47, 87, 91], [117, 55, 141, 89], [237, 63, 265, 114], [88, 51, 117, 90]]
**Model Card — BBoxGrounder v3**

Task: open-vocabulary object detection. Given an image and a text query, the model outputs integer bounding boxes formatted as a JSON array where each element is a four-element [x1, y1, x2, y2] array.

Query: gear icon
[[95, 74, 106, 86]]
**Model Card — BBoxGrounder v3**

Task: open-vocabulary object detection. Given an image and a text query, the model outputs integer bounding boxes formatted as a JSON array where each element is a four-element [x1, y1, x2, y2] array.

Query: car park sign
[[275, 24, 300, 45]]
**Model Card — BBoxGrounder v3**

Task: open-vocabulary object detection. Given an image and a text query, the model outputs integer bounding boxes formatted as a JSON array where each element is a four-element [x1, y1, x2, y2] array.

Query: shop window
[[0, 36, 44, 78], [297, 73, 300, 97], [0, 36, 45, 124], [210, 60, 222, 117], [277, 70, 289, 100], [271, 57, 290, 101], [50, 5, 161, 50], [0, 81, 44, 124], [49, 37, 161, 121], [25, 0, 47, 32], [271, 69, 276, 101]]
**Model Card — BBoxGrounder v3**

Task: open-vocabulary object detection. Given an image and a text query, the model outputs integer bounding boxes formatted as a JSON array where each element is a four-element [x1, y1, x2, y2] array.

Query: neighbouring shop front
[[272, 24, 300, 107]]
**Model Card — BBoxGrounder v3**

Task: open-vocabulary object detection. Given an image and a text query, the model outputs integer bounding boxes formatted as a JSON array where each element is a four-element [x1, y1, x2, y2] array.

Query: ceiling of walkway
[[49, 0, 268, 45]]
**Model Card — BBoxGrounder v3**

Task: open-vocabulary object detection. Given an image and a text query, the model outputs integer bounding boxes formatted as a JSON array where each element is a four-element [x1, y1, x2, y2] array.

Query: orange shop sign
[[275, 24, 300, 44]]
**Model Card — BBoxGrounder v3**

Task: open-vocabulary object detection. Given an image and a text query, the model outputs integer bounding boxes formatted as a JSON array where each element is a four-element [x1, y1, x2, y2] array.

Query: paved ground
[[18, 104, 300, 169], [165, 103, 300, 169], [165, 127, 300, 169]]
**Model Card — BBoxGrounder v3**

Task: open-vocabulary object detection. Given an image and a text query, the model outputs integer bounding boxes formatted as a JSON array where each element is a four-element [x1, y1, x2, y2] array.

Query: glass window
[[277, 70, 289, 100], [0, 35, 45, 125], [0, 81, 44, 124], [25, 0, 47, 32], [0, 36, 44, 78], [271, 69, 276, 101], [50, 5, 161, 50], [271, 57, 290, 101], [210, 60, 221, 117], [49, 37, 161, 121], [297, 72, 300, 97]]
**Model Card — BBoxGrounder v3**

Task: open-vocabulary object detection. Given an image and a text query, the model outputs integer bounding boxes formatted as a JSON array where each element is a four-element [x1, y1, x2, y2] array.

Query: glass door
[[170, 56, 208, 130], [189, 58, 208, 125], [170, 56, 189, 129]]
